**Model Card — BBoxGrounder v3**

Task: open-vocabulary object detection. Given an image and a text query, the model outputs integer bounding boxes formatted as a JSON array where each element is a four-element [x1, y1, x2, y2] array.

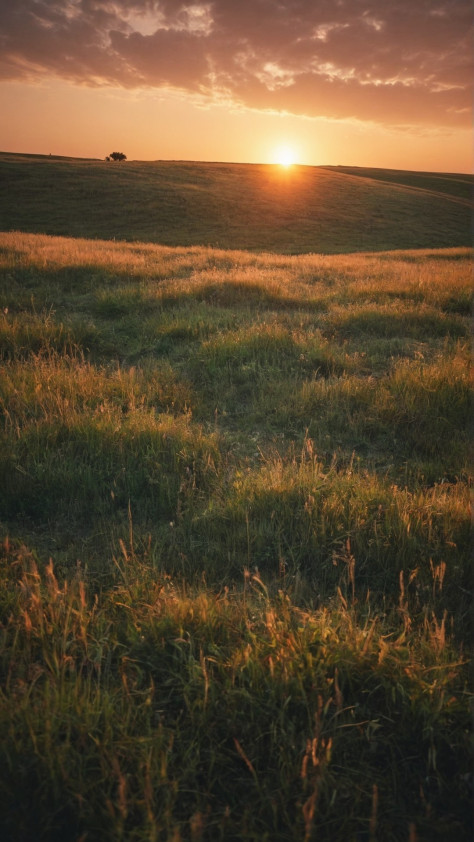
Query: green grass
[[0, 218, 472, 840], [323, 165, 473, 203], [1, 153, 472, 253], [1, 539, 471, 842]]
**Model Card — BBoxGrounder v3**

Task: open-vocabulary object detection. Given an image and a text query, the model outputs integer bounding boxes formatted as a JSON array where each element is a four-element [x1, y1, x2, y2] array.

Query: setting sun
[[274, 145, 296, 167]]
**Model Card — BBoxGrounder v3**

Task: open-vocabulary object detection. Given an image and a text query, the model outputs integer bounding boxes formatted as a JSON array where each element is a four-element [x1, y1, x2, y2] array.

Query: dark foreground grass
[[0, 233, 472, 840], [1, 539, 471, 842]]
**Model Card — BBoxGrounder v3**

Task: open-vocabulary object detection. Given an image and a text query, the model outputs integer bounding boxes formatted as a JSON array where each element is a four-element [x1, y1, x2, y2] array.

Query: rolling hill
[[1, 152, 472, 253]]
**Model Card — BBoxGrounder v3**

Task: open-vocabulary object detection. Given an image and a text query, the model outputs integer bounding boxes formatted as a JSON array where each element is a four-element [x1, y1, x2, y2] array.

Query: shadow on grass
[[325, 308, 467, 340], [1, 413, 220, 526], [158, 280, 326, 312]]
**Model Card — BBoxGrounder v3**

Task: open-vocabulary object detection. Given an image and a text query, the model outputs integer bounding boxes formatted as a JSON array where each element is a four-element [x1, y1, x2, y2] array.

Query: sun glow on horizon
[[273, 145, 297, 167]]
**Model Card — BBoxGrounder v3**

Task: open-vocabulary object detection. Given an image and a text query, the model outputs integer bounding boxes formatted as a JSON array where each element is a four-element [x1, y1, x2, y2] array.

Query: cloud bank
[[0, 0, 471, 128]]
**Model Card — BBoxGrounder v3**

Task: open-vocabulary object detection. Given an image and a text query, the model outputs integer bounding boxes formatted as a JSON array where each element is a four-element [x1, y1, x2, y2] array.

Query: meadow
[[0, 155, 472, 841], [0, 152, 472, 253]]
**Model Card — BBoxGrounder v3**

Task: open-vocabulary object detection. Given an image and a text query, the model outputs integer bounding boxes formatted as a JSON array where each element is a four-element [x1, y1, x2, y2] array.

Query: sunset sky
[[0, 0, 472, 172]]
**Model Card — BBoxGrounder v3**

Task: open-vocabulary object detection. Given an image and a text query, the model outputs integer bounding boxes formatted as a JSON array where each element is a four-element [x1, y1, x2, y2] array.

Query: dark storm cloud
[[0, 0, 471, 127]]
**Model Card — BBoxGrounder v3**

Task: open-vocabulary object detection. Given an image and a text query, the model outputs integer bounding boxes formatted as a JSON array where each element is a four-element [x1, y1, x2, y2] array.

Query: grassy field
[[1, 152, 472, 253], [323, 165, 473, 202], [0, 156, 473, 841]]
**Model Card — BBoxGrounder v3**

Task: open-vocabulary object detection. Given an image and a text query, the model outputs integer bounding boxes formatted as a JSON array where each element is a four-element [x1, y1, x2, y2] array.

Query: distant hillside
[[323, 165, 473, 204], [0, 152, 472, 253]]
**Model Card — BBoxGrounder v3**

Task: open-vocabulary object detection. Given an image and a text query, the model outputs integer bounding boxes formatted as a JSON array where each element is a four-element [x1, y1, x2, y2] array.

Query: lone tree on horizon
[[107, 152, 127, 161]]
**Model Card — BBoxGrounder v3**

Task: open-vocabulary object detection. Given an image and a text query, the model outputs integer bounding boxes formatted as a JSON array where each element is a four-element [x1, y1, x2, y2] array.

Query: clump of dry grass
[[0, 538, 471, 841]]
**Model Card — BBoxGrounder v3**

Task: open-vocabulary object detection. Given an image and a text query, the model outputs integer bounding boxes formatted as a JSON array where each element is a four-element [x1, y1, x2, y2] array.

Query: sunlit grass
[[0, 232, 472, 840]]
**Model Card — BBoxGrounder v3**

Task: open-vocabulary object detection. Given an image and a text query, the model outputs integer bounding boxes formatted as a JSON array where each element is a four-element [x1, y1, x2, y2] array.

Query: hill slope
[[323, 165, 473, 204], [1, 152, 472, 253]]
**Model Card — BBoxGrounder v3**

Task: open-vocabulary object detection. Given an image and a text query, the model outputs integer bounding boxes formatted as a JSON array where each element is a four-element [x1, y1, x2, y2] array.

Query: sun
[[274, 145, 296, 167]]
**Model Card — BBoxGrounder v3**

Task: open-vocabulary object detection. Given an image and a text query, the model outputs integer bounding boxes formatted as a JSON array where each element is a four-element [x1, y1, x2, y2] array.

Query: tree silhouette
[[108, 152, 127, 161]]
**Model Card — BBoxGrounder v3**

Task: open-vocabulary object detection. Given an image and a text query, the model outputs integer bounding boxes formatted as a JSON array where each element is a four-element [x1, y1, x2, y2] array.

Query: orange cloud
[[0, 0, 471, 128]]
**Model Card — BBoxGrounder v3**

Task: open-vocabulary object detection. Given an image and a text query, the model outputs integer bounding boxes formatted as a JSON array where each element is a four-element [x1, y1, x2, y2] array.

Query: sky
[[0, 0, 472, 172]]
